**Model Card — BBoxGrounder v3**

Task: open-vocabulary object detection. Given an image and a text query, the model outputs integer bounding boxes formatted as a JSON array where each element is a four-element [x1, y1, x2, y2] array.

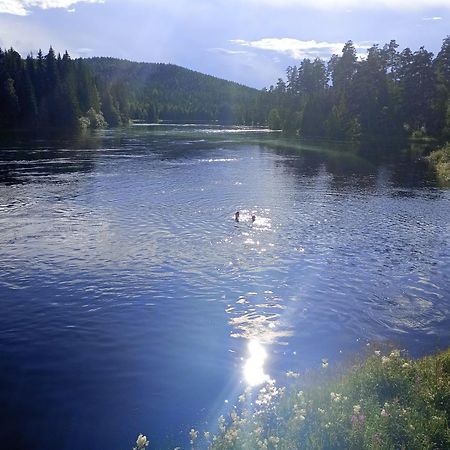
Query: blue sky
[[0, 0, 450, 88]]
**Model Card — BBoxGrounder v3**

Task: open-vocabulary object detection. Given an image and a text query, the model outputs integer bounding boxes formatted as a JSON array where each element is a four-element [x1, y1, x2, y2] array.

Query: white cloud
[[422, 16, 442, 21], [231, 38, 369, 60], [0, 0, 104, 16], [208, 47, 249, 55], [243, 0, 450, 9]]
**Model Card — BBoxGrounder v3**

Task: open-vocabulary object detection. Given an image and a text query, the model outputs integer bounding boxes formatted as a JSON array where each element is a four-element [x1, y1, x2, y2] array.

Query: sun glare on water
[[243, 340, 271, 386]]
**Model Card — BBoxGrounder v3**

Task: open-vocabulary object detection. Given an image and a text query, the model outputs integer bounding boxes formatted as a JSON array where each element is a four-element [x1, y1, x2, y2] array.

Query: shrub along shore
[[132, 347, 450, 449], [428, 144, 450, 185], [202, 348, 450, 449]]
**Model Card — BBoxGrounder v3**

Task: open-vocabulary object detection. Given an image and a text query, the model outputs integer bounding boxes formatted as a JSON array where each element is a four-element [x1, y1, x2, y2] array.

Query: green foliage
[[84, 57, 259, 125], [262, 36, 450, 141], [267, 108, 281, 130], [0, 48, 259, 132], [208, 348, 450, 450], [0, 47, 101, 130], [428, 143, 450, 183]]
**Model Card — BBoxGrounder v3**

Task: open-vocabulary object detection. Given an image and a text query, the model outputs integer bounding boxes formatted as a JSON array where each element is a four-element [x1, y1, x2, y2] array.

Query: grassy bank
[[428, 144, 450, 184], [202, 348, 450, 449]]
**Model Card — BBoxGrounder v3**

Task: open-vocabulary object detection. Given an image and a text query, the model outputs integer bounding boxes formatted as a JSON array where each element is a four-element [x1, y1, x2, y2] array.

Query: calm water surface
[[1, 125, 449, 449]]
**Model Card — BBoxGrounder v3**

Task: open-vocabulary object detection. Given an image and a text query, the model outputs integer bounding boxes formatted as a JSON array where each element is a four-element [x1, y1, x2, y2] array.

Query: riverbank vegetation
[[2, 36, 450, 145], [428, 143, 450, 184], [262, 37, 450, 143], [186, 347, 450, 449]]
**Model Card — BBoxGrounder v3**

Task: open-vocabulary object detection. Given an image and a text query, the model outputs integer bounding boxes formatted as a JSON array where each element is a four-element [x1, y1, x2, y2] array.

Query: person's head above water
[[251, 214, 256, 222], [235, 211, 240, 221]]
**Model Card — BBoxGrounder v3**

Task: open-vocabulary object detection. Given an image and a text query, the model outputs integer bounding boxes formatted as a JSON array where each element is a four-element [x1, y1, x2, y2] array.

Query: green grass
[[203, 348, 450, 449], [428, 144, 450, 184]]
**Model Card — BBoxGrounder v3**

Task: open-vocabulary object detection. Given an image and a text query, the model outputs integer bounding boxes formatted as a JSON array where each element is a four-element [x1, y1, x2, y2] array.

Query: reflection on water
[[243, 340, 271, 386], [0, 124, 449, 449]]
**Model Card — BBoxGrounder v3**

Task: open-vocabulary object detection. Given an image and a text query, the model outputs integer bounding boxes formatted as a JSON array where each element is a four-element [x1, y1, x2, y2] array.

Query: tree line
[[0, 47, 258, 131], [2, 37, 450, 142], [261, 37, 450, 141], [0, 47, 107, 130]]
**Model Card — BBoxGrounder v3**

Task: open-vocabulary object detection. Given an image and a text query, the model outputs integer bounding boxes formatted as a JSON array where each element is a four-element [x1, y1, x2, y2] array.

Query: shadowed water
[[0, 125, 449, 449]]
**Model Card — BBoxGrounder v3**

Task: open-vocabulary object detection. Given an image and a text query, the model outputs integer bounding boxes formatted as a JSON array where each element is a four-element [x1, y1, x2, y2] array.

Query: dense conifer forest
[[262, 37, 450, 141], [0, 47, 258, 131], [1, 36, 450, 142]]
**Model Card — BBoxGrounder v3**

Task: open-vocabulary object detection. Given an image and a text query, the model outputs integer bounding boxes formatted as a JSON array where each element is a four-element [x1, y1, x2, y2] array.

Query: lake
[[0, 125, 449, 449]]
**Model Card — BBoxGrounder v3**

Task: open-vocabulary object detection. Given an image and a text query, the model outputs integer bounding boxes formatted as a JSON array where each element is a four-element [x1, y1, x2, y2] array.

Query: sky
[[0, 0, 450, 88]]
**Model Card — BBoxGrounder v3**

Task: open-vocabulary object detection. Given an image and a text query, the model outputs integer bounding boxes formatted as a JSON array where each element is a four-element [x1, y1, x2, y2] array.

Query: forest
[[1, 36, 450, 142], [0, 47, 258, 131], [261, 37, 450, 141]]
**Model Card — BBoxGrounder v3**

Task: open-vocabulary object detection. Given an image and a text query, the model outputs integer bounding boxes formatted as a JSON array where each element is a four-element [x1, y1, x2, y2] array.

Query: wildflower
[[204, 431, 210, 441], [322, 358, 329, 369], [318, 408, 325, 414], [136, 434, 149, 449], [353, 405, 361, 415], [330, 392, 342, 402], [297, 390, 304, 398], [286, 370, 300, 378], [390, 349, 400, 358], [257, 439, 268, 450], [231, 409, 238, 423], [218, 415, 226, 433], [238, 394, 246, 403], [268, 436, 280, 445], [381, 408, 388, 417], [374, 350, 381, 356], [351, 414, 365, 426], [402, 362, 410, 368], [224, 428, 239, 442], [253, 427, 263, 436], [381, 356, 390, 364], [189, 429, 198, 444]]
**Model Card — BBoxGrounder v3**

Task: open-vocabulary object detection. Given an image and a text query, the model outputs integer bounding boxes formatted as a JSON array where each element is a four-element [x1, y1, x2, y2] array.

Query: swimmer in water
[[251, 214, 256, 223], [235, 211, 240, 222]]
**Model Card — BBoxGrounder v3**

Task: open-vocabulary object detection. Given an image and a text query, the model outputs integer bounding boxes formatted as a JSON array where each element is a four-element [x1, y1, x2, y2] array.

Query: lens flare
[[243, 340, 270, 386]]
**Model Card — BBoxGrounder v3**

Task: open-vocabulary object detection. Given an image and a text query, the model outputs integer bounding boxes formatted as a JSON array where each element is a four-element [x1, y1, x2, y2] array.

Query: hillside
[[84, 57, 259, 124], [0, 47, 260, 132]]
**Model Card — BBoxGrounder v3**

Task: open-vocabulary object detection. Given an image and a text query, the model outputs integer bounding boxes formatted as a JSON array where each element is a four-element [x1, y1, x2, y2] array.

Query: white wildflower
[[382, 356, 390, 364], [374, 350, 381, 356], [204, 431, 210, 440], [330, 392, 342, 402], [253, 426, 263, 435], [218, 415, 226, 433], [402, 362, 410, 368], [322, 358, 329, 369], [189, 428, 198, 443], [287, 370, 300, 378], [353, 405, 361, 415], [390, 349, 400, 358], [238, 394, 246, 403], [268, 435, 280, 445], [136, 434, 149, 449]]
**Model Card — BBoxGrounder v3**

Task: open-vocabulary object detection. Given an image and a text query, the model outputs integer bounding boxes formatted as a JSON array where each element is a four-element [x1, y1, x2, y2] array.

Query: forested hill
[[84, 57, 258, 124], [0, 47, 259, 132]]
